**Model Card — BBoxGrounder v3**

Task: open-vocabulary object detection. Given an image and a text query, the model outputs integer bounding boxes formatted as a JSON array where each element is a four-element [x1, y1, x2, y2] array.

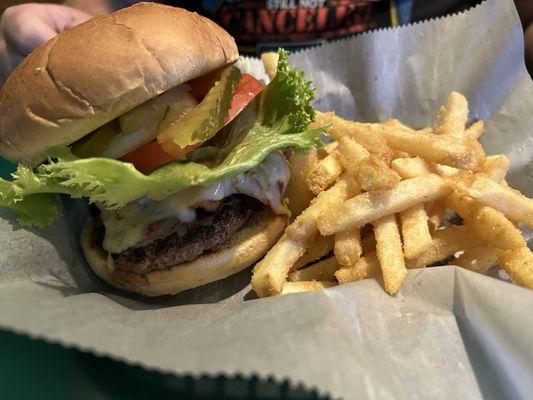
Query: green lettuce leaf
[[258, 49, 316, 132], [0, 49, 325, 226], [0, 180, 58, 228]]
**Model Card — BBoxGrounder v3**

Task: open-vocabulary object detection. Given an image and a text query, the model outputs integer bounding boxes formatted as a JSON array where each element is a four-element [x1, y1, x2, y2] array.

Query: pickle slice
[[157, 66, 241, 153], [71, 121, 120, 158], [119, 103, 165, 135], [157, 101, 194, 134], [119, 84, 195, 135]]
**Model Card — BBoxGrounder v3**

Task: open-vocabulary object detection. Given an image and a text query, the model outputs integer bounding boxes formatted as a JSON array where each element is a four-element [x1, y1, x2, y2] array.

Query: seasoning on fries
[[252, 91, 533, 297]]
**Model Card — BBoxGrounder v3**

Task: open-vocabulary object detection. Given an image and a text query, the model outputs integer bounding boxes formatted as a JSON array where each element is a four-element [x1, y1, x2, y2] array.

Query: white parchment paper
[[1, 0, 532, 399]]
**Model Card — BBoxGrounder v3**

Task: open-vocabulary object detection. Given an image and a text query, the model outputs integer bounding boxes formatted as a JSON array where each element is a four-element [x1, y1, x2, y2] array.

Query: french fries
[[391, 159, 433, 258], [314, 112, 393, 162], [286, 149, 318, 218], [380, 126, 485, 169], [464, 120, 484, 140], [417, 127, 434, 135], [384, 118, 412, 132], [336, 135, 373, 170], [261, 51, 279, 81], [453, 247, 498, 274], [431, 163, 460, 177], [406, 225, 484, 269], [441, 191, 473, 219], [287, 174, 358, 241], [392, 150, 411, 159], [450, 172, 533, 228], [470, 205, 525, 250], [335, 253, 380, 283], [254, 175, 357, 297], [292, 234, 334, 271], [442, 190, 532, 286], [356, 158, 401, 191], [426, 202, 446, 233], [334, 229, 362, 266], [400, 204, 432, 259], [496, 247, 533, 289], [391, 157, 431, 179], [479, 155, 509, 183], [252, 234, 308, 297], [281, 281, 335, 295], [306, 151, 342, 195], [318, 174, 451, 235], [434, 92, 468, 137], [254, 91, 533, 297], [288, 256, 339, 282], [374, 215, 406, 294], [338, 136, 400, 191]]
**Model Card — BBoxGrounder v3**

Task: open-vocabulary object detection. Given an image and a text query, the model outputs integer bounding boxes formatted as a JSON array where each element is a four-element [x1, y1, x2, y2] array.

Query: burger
[[0, 3, 324, 296]]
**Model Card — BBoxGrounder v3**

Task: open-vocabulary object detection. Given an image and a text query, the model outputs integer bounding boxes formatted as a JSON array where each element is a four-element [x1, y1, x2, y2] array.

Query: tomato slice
[[188, 67, 225, 101], [121, 73, 265, 174], [224, 74, 265, 125], [189, 71, 265, 121], [119, 140, 196, 174]]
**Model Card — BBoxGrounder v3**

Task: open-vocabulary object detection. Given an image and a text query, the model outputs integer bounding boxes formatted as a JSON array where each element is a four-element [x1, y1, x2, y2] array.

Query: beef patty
[[107, 195, 261, 274]]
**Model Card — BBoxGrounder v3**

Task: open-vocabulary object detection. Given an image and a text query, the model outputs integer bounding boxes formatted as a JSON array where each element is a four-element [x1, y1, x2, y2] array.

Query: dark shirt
[[159, 0, 479, 54]]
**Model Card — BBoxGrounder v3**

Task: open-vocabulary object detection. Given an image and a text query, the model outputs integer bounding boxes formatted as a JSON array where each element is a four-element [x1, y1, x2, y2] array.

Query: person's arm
[[0, 3, 94, 82]]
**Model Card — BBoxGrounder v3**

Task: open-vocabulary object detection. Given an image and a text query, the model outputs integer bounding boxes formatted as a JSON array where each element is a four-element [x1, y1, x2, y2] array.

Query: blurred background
[[1, 0, 47, 14], [1, 0, 531, 80]]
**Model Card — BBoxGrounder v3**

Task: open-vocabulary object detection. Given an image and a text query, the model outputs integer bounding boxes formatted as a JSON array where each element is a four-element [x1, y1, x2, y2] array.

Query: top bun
[[0, 2, 238, 163]]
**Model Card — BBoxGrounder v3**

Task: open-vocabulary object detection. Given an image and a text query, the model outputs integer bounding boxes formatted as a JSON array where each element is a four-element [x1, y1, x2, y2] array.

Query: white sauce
[[101, 152, 290, 253]]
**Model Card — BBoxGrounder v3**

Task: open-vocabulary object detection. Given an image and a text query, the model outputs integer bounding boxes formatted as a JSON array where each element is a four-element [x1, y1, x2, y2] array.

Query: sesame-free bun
[[0, 2, 238, 163], [81, 211, 287, 297]]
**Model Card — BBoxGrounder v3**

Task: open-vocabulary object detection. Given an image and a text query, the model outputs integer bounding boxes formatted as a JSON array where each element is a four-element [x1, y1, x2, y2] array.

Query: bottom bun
[[81, 210, 287, 296]]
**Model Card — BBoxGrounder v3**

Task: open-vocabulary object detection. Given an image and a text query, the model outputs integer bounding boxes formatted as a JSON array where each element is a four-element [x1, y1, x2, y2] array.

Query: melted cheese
[[101, 152, 290, 253]]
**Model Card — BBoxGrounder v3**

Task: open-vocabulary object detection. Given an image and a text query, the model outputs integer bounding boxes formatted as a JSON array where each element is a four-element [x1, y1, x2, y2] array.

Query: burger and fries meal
[[0, 3, 531, 299]]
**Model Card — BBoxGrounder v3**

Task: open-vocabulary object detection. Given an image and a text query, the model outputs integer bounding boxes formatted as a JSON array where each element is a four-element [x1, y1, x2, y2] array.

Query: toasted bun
[[81, 211, 287, 296], [0, 3, 238, 163]]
